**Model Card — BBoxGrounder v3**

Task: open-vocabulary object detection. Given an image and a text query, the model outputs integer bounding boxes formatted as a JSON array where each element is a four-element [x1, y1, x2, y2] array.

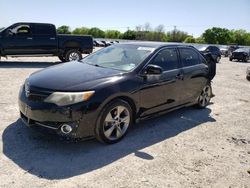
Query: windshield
[[235, 48, 249, 53], [81, 44, 155, 71], [0, 27, 5, 32], [197, 46, 207, 51]]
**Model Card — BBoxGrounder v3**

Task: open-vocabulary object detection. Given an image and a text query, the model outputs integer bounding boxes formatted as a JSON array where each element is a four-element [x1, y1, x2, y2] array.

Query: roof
[[120, 41, 193, 49]]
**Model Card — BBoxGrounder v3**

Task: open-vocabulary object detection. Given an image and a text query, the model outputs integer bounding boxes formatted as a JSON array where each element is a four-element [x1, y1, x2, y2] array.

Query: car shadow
[[2, 106, 215, 180], [0, 61, 61, 68]]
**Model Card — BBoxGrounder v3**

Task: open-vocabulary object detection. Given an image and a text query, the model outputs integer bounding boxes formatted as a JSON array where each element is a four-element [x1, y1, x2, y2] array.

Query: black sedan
[[229, 48, 250, 62], [19, 43, 214, 144], [197, 45, 221, 63]]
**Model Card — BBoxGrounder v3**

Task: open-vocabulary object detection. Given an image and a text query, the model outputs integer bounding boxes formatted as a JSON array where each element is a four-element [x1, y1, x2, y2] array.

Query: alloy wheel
[[69, 52, 80, 61], [198, 85, 211, 107], [103, 106, 130, 141]]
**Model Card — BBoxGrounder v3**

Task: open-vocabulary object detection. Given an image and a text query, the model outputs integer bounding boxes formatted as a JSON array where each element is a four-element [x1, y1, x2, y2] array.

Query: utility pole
[[173, 25, 177, 42]]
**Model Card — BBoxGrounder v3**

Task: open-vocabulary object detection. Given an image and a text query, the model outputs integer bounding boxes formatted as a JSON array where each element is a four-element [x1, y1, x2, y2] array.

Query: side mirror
[[144, 64, 163, 75]]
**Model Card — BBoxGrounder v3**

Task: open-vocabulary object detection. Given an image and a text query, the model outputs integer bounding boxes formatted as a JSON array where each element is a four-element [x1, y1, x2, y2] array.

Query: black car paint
[[198, 45, 221, 62], [19, 43, 210, 139], [229, 48, 250, 62], [0, 22, 93, 57]]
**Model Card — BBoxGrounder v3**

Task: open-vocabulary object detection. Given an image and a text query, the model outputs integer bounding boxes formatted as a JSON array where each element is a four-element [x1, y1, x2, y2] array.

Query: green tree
[[195, 37, 205, 44], [202, 27, 232, 44], [230, 29, 250, 45], [121, 30, 136, 40], [88, 27, 105, 38], [105, 30, 121, 39], [167, 29, 189, 42], [72, 27, 89, 35], [184, 36, 196, 43], [56, 25, 71, 34]]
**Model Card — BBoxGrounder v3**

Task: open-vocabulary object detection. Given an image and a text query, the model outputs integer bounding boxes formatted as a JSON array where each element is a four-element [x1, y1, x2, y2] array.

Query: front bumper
[[18, 87, 99, 139]]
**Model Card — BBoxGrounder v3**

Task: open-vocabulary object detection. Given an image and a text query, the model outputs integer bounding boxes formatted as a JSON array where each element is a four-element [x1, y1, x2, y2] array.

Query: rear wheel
[[95, 100, 133, 144], [196, 84, 212, 108], [247, 76, 250, 81], [65, 49, 82, 62], [229, 58, 233, 61]]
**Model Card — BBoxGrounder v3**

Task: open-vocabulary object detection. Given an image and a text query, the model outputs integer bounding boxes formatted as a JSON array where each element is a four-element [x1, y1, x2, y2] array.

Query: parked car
[[197, 45, 221, 63], [0, 22, 93, 62], [228, 45, 239, 56], [246, 67, 250, 81], [94, 40, 105, 47], [19, 42, 215, 144], [229, 48, 250, 62], [101, 40, 112, 47], [219, 46, 229, 57]]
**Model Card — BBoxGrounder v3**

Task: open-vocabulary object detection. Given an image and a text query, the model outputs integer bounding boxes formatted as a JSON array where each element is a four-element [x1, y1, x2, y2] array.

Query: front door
[[139, 48, 183, 117], [2, 24, 34, 55]]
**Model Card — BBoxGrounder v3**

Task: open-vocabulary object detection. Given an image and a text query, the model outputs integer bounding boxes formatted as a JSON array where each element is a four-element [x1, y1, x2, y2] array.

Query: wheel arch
[[98, 95, 138, 123]]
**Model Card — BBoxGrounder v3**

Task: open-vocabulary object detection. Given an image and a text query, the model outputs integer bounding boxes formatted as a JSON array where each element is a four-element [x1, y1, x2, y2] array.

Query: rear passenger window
[[151, 48, 178, 71], [179, 48, 201, 67], [34, 25, 55, 36]]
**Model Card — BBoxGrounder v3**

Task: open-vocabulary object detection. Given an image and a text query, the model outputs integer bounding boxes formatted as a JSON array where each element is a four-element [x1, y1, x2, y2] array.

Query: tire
[[244, 57, 248, 62], [95, 99, 133, 144], [196, 84, 212, 108], [216, 56, 221, 63], [58, 56, 66, 62], [65, 49, 82, 62], [229, 58, 233, 61], [247, 76, 250, 81]]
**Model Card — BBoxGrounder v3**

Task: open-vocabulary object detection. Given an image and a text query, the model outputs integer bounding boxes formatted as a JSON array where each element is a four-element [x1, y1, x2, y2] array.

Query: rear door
[[178, 47, 209, 103], [32, 24, 58, 54], [139, 47, 183, 116], [2, 23, 34, 55]]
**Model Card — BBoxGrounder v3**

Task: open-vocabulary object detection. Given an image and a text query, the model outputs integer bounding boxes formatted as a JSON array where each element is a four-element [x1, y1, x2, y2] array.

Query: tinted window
[[210, 46, 219, 52], [34, 24, 55, 36], [179, 48, 201, 67], [11, 25, 31, 36], [150, 48, 178, 71]]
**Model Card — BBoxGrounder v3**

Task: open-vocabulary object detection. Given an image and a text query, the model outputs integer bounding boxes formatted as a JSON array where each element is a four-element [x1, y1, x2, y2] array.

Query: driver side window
[[10, 25, 31, 37], [150, 48, 178, 71]]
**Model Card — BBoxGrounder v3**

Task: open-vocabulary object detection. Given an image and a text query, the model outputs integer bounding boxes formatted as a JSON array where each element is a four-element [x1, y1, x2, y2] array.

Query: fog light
[[61, 124, 73, 134]]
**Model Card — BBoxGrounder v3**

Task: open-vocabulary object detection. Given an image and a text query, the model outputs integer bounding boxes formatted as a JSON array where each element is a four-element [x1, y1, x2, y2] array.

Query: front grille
[[233, 52, 243, 58], [24, 86, 51, 102], [20, 111, 61, 129], [28, 93, 48, 101]]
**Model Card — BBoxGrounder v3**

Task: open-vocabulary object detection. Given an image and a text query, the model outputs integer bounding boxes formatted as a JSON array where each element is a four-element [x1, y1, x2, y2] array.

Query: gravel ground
[[0, 56, 249, 188]]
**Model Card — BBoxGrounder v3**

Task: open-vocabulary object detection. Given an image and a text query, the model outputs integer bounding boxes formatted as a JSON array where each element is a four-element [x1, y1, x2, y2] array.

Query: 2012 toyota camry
[[19, 42, 214, 144]]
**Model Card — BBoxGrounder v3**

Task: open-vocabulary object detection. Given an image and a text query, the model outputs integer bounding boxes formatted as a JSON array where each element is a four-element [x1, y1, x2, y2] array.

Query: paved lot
[[0, 56, 249, 188]]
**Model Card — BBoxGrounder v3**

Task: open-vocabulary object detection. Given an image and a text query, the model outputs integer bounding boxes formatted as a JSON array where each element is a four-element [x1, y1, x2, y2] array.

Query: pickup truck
[[0, 22, 93, 62]]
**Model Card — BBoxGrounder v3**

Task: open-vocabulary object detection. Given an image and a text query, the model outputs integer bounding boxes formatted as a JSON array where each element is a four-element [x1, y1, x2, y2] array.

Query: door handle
[[176, 74, 184, 80], [50, 37, 55, 40], [27, 37, 33, 40]]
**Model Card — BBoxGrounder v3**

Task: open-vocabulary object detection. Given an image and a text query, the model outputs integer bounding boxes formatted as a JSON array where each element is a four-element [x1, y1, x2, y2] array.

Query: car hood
[[28, 61, 123, 91]]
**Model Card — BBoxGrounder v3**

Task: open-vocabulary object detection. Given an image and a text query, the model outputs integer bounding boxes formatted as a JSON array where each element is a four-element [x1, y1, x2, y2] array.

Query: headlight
[[44, 91, 95, 106]]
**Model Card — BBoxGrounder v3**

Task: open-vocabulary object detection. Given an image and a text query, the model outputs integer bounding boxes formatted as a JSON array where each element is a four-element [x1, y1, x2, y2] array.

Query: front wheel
[[95, 100, 133, 144], [196, 84, 212, 108], [65, 49, 82, 62], [216, 56, 221, 63]]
